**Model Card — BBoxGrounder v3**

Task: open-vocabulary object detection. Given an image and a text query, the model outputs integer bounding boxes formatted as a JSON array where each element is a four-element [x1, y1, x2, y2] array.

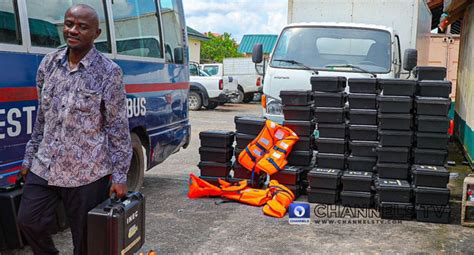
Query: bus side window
[[111, 0, 163, 58], [160, 0, 184, 63], [25, 1, 110, 52], [0, 3, 21, 45]]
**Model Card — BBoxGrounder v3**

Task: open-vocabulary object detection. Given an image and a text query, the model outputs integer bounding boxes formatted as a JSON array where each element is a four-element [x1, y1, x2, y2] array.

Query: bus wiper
[[324, 64, 377, 78], [273, 59, 319, 74]]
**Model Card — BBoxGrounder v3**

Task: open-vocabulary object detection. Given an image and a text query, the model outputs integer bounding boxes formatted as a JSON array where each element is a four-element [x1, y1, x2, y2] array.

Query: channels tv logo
[[289, 203, 310, 224]]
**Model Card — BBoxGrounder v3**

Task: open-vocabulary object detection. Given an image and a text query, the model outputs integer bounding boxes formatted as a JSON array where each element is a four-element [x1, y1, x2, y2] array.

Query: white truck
[[253, 0, 431, 121], [189, 62, 236, 110], [202, 58, 263, 103]]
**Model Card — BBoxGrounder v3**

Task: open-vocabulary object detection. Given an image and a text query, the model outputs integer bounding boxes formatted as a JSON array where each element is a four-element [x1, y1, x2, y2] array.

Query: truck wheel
[[243, 92, 254, 103], [188, 91, 202, 110], [128, 133, 146, 191], [230, 89, 244, 103], [205, 101, 219, 110]]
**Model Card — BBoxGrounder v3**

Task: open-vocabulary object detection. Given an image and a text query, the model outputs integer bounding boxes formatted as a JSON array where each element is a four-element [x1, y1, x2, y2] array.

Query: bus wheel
[[188, 91, 202, 110], [128, 133, 146, 191]]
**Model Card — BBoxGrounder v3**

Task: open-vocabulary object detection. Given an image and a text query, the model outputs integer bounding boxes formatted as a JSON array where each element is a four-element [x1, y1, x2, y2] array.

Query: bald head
[[65, 4, 99, 28], [63, 4, 101, 53]]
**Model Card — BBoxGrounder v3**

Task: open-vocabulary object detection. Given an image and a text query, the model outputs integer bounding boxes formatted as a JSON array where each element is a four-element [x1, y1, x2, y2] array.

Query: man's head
[[63, 4, 101, 52]]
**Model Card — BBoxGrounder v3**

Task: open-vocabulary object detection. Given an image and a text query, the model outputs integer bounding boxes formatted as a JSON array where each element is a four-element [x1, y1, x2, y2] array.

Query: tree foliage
[[200, 32, 243, 63]]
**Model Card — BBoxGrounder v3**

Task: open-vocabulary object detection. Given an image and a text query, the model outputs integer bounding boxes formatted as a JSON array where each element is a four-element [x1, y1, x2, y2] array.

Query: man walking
[[17, 4, 132, 254]]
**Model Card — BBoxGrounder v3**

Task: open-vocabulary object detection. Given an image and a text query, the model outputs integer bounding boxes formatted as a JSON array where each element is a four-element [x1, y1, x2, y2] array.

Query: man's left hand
[[110, 183, 128, 199]]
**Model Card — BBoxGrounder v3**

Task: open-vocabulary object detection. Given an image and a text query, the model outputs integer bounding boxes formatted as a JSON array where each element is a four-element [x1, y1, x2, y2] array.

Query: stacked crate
[[412, 165, 451, 223], [280, 90, 316, 196], [310, 76, 348, 204], [340, 78, 379, 207], [233, 116, 266, 187], [411, 79, 452, 223], [307, 168, 342, 204], [375, 79, 417, 218], [198, 130, 235, 186]]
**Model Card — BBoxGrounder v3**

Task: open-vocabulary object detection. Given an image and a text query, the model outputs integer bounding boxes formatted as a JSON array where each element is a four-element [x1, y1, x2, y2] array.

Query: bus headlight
[[266, 96, 283, 116]]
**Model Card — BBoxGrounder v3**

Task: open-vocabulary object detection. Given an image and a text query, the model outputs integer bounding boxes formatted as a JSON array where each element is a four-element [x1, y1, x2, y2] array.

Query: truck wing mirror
[[252, 44, 263, 63], [174, 47, 184, 64], [403, 48, 417, 71]]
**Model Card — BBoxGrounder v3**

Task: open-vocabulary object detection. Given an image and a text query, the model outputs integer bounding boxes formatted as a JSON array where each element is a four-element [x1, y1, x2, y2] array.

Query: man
[[17, 4, 132, 254]]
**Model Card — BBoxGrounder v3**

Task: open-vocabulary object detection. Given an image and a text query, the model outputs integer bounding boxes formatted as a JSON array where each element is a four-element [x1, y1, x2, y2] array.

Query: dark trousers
[[17, 172, 109, 255]]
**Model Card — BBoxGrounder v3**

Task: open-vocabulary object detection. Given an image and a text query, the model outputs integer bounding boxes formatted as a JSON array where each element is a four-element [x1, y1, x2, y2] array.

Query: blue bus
[[0, 0, 190, 191]]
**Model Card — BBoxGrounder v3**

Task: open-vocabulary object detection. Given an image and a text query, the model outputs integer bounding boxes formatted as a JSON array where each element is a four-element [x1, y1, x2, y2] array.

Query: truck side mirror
[[252, 44, 263, 63], [403, 48, 417, 71], [174, 47, 184, 64]]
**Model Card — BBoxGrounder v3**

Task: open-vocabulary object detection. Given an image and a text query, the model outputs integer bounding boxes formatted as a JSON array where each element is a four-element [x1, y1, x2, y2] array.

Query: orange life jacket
[[187, 174, 295, 218], [238, 120, 299, 175], [262, 180, 296, 218]]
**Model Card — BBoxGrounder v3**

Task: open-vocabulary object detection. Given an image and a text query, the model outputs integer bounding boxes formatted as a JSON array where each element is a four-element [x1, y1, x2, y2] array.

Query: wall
[[428, 34, 460, 99], [454, 3, 474, 164], [188, 38, 201, 63]]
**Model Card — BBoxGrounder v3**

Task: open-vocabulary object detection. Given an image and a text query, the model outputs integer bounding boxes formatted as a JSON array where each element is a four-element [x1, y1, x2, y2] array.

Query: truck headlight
[[266, 96, 283, 115]]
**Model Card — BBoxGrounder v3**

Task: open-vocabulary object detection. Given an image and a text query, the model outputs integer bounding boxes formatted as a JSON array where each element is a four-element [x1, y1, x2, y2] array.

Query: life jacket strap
[[273, 145, 287, 154], [245, 147, 257, 162], [255, 142, 267, 153], [266, 157, 282, 172]]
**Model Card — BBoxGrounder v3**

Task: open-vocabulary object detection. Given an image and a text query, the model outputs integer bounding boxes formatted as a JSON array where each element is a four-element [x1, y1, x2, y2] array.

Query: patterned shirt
[[22, 47, 132, 187]]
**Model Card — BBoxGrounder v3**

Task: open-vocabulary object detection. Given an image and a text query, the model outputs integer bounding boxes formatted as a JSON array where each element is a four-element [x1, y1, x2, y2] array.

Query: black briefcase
[[87, 192, 145, 255], [0, 186, 25, 249]]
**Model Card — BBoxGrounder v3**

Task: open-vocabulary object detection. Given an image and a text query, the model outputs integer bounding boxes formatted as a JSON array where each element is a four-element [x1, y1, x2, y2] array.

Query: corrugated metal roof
[[187, 27, 210, 41], [238, 34, 278, 54]]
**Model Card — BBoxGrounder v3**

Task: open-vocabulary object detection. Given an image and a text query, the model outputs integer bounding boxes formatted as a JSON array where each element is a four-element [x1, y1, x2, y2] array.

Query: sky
[[182, 0, 288, 43]]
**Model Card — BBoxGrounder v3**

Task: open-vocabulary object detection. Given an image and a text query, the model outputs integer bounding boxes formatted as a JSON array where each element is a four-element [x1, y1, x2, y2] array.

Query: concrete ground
[[6, 102, 474, 254]]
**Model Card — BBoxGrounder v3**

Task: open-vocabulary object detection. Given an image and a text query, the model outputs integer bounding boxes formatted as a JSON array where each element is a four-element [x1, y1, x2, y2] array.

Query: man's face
[[63, 7, 101, 51]]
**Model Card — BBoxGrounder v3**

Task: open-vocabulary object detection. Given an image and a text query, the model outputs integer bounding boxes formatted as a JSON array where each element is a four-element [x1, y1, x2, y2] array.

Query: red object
[[256, 77, 262, 87], [218, 79, 223, 90], [448, 120, 454, 135]]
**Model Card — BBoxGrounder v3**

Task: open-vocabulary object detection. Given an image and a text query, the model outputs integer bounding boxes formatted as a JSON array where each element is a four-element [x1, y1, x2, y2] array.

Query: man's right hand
[[19, 167, 29, 181]]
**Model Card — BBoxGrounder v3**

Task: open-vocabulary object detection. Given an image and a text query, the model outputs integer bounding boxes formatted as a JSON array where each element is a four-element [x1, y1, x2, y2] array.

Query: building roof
[[187, 27, 210, 41], [238, 34, 278, 54]]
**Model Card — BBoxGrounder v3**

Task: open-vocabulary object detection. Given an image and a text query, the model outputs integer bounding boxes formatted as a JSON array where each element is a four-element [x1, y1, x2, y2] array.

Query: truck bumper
[[209, 93, 228, 103]]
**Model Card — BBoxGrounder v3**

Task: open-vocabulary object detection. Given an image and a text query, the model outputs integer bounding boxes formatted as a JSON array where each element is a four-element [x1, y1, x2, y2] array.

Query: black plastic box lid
[[308, 168, 342, 177], [318, 122, 348, 128], [315, 107, 345, 113], [282, 165, 305, 173], [198, 161, 232, 168], [415, 96, 451, 105], [316, 137, 346, 145], [416, 132, 449, 139], [378, 113, 413, 120], [376, 146, 410, 153], [415, 204, 451, 212], [284, 120, 315, 128], [342, 171, 373, 180], [413, 148, 448, 155], [411, 165, 449, 177], [414, 186, 450, 194], [417, 115, 449, 122], [350, 109, 377, 115], [199, 130, 235, 139], [349, 124, 378, 131], [376, 162, 410, 170], [199, 147, 234, 153], [313, 91, 347, 98], [376, 179, 411, 190], [235, 132, 256, 140], [349, 78, 377, 85], [349, 140, 379, 146], [418, 80, 452, 88], [311, 76, 347, 84], [316, 153, 346, 159], [280, 90, 313, 96], [379, 129, 414, 136], [377, 95, 412, 103], [283, 105, 314, 110], [234, 116, 266, 126], [349, 93, 377, 100], [378, 79, 417, 87]]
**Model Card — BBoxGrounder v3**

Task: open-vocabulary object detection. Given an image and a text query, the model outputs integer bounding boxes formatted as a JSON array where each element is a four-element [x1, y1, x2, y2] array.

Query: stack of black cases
[[309, 76, 348, 203], [307, 168, 342, 204], [376, 179, 414, 220], [412, 165, 451, 223], [270, 166, 307, 199], [198, 130, 235, 186], [413, 80, 451, 170], [347, 78, 379, 173], [233, 116, 267, 187]]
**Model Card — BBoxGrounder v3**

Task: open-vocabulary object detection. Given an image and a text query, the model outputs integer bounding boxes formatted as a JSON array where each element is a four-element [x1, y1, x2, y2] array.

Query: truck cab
[[258, 22, 406, 122]]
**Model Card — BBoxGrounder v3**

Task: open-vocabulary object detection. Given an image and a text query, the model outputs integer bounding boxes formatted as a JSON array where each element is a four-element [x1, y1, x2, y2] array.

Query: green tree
[[200, 32, 243, 63]]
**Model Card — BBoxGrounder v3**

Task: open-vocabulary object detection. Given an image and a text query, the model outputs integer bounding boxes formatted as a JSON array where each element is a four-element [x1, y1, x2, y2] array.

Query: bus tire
[[188, 91, 202, 110], [128, 133, 146, 191]]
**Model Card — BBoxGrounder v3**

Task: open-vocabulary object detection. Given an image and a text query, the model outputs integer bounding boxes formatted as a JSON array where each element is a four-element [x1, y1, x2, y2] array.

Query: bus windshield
[[271, 26, 392, 73]]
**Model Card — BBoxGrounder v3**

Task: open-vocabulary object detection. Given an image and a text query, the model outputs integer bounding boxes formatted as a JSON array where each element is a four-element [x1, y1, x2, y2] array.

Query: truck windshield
[[271, 27, 392, 73]]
